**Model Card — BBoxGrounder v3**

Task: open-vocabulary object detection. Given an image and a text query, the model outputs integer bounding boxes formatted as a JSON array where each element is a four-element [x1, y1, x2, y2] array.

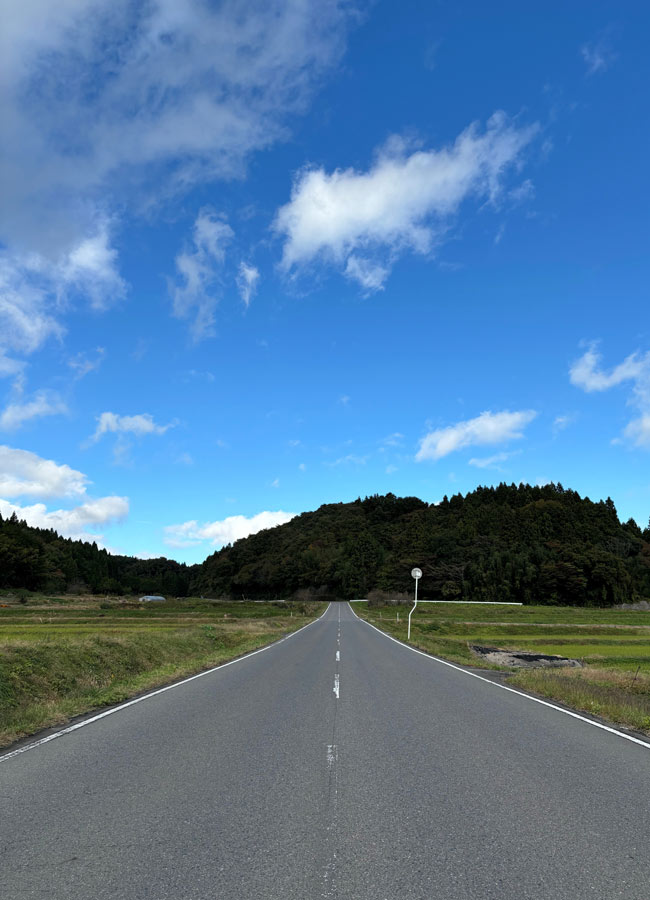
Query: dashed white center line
[[336, 650, 340, 661], [333, 674, 340, 698]]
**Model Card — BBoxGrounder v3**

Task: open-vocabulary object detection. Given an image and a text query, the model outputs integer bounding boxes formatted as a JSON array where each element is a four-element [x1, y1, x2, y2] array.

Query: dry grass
[[0, 597, 320, 748]]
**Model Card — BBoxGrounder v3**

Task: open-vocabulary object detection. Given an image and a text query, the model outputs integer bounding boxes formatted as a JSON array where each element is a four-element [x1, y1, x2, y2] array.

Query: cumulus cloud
[[570, 343, 650, 448], [0, 444, 128, 542], [274, 112, 538, 290], [0, 391, 67, 431], [90, 412, 177, 442], [0, 445, 89, 499], [0, 496, 128, 544], [236, 263, 260, 308], [416, 410, 537, 461], [172, 211, 234, 340], [164, 510, 296, 549]]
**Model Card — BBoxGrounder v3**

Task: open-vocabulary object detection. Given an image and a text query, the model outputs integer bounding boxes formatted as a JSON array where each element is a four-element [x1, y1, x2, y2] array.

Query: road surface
[[2, 601, 649, 899]]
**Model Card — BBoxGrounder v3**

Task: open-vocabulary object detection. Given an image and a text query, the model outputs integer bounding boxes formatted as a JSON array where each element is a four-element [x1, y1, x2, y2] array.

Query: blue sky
[[1, 0, 649, 563]]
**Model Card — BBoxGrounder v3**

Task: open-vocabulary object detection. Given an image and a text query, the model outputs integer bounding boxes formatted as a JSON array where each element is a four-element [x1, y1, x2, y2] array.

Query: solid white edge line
[[348, 602, 650, 751], [0, 602, 332, 764]]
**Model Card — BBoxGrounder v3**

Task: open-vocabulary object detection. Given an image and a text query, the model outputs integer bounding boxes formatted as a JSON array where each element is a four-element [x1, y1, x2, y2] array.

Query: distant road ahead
[[2, 602, 649, 899]]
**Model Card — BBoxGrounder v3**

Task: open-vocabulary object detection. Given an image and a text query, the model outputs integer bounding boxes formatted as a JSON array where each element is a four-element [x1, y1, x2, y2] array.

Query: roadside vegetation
[[0, 593, 320, 748], [352, 597, 650, 735]]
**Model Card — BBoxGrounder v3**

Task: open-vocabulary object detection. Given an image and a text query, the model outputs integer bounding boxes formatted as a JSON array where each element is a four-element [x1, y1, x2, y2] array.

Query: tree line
[[2, 484, 650, 606]]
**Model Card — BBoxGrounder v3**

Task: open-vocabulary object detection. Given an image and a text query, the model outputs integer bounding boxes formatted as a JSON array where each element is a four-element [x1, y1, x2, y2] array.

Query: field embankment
[[352, 601, 650, 734], [0, 594, 321, 748]]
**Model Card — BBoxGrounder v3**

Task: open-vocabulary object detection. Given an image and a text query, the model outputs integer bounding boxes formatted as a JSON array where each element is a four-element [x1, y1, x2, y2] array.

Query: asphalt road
[[2, 601, 649, 899]]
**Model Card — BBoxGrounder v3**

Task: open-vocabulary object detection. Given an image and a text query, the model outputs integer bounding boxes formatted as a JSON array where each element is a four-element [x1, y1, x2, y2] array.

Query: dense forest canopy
[[0, 512, 197, 597], [2, 484, 650, 606], [195, 484, 650, 606]]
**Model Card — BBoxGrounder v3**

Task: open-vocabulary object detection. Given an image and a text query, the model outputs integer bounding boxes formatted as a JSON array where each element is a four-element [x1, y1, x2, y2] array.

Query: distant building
[[139, 595, 166, 602]]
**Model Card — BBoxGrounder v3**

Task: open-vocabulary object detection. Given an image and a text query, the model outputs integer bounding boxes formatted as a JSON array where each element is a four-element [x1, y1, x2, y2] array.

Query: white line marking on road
[[333, 674, 340, 699], [349, 603, 650, 752], [326, 743, 338, 769], [0, 603, 332, 764], [336, 650, 340, 661]]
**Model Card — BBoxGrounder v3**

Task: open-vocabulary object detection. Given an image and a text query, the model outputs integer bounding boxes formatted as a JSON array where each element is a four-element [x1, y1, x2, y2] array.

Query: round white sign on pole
[[411, 567, 422, 580]]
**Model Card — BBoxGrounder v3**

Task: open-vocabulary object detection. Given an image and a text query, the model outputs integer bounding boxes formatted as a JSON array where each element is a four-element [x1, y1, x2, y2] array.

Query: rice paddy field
[[352, 601, 650, 735], [0, 592, 320, 748]]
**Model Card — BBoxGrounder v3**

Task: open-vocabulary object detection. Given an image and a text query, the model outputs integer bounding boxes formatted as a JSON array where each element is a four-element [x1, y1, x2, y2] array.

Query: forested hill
[[2, 484, 650, 605], [195, 484, 650, 606], [0, 513, 198, 596]]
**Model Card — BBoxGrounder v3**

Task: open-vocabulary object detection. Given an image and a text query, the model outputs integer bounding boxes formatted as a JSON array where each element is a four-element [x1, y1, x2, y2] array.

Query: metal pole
[[408, 577, 418, 640]]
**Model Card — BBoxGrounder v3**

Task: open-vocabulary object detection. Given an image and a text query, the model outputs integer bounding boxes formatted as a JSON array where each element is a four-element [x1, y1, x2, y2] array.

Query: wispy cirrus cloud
[[416, 409, 537, 461], [237, 263, 260, 308], [0, 222, 125, 369], [581, 34, 617, 76], [468, 451, 516, 470], [164, 510, 296, 549], [171, 210, 234, 341], [274, 112, 539, 290], [90, 412, 177, 443], [0, 391, 67, 432]]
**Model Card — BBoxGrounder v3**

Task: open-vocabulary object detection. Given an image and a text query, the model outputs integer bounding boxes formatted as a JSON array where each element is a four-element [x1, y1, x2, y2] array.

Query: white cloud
[[0, 351, 25, 379], [0, 495, 128, 544], [624, 416, 650, 449], [164, 510, 296, 549], [56, 224, 126, 310], [569, 345, 649, 393], [172, 210, 234, 340], [271, 477, 280, 488], [416, 410, 537, 461], [0, 223, 124, 367], [237, 263, 260, 308], [90, 412, 177, 442], [0, 391, 67, 431], [1, 2, 352, 361], [570, 343, 650, 448], [0, 445, 89, 498], [468, 451, 514, 469], [344, 256, 389, 292], [274, 112, 538, 289]]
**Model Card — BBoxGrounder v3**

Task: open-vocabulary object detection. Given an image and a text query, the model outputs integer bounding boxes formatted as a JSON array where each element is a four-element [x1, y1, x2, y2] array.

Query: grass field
[[352, 601, 650, 735], [0, 593, 321, 748]]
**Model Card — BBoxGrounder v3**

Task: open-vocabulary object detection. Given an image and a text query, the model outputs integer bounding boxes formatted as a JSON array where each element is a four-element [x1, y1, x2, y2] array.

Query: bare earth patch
[[470, 644, 582, 668]]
